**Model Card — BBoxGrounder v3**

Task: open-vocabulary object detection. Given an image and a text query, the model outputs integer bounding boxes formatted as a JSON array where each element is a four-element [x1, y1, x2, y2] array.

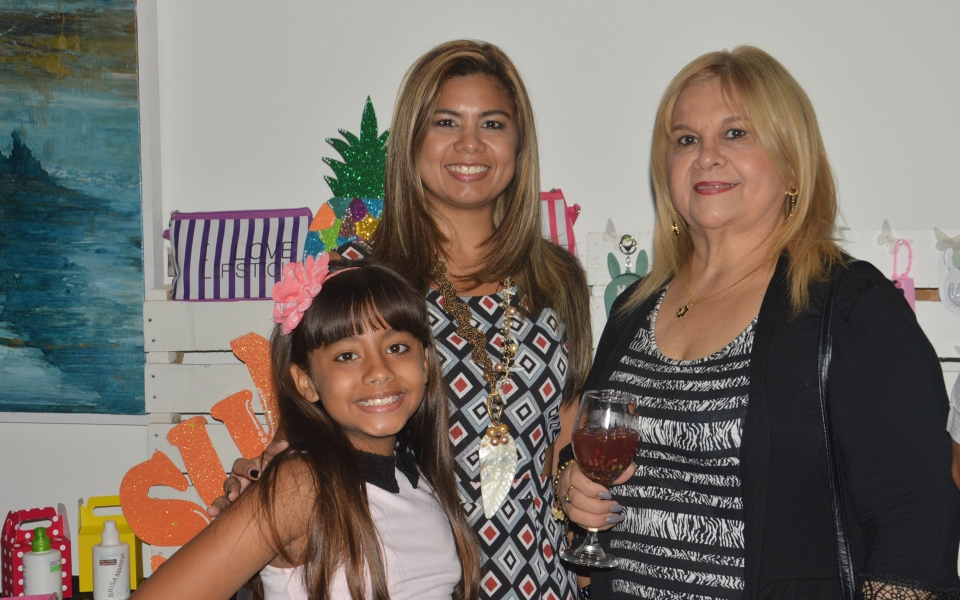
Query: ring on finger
[[563, 484, 574, 505]]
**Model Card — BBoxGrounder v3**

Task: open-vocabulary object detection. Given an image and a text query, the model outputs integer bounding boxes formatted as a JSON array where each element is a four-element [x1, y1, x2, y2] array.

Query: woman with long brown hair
[[214, 40, 591, 599], [362, 39, 589, 599]]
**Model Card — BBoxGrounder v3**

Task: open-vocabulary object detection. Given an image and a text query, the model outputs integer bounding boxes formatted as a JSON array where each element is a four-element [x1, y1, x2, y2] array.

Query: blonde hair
[[371, 40, 590, 404], [624, 45, 843, 314]]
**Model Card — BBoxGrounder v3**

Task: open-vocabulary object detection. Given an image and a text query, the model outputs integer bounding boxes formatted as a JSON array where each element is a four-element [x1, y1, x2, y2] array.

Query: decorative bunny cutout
[[604, 234, 648, 316]]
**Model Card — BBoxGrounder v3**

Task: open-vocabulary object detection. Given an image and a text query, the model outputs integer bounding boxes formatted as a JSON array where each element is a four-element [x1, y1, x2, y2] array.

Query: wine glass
[[559, 390, 640, 569]]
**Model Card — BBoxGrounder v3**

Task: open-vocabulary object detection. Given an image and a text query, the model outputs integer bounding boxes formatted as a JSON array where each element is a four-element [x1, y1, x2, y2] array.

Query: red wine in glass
[[573, 427, 640, 487], [560, 390, 639, 569]]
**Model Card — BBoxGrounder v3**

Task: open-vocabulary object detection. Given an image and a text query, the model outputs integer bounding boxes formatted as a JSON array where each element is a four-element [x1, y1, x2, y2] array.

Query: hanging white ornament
[[479, 434, 518, 518], [938, 248, 960, 317]]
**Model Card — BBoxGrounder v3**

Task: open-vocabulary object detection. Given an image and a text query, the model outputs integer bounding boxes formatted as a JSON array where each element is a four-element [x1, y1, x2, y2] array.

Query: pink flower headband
[[271, 254, 356, 335]]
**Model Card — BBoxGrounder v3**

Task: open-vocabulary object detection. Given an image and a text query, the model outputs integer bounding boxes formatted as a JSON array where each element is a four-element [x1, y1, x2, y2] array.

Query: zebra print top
[[600, 292, 753, 600]]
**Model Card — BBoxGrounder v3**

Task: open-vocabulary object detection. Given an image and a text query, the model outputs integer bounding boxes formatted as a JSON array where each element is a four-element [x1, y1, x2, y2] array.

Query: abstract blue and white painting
[[0, 0, 144, 414]]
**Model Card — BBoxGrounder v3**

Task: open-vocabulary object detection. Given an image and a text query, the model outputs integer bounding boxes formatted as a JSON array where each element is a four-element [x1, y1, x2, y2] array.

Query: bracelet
[[553, 458, 574, 498], [558, 443, 575, 465], [551, 458, 575, 521]]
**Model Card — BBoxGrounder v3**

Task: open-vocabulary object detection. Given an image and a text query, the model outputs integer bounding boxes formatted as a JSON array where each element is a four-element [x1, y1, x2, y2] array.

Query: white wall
[[0, 416, 149, 575], [4, 0, 960, 576], [154, 0, 960, 238]]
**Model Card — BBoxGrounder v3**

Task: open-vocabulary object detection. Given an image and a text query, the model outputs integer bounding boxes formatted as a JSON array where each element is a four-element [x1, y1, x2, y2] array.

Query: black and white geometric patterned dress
[[426, 288, 578, 600], [597, 292, 752, 600]]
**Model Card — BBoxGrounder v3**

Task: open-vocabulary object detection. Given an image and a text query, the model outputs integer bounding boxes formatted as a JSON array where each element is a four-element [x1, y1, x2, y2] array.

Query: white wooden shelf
[[144, 297, 274, 353]]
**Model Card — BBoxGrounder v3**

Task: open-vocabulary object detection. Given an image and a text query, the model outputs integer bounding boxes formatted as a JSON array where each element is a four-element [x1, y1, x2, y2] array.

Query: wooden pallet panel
[[145, 363, 257, 414], [144, 297, 274, 352]]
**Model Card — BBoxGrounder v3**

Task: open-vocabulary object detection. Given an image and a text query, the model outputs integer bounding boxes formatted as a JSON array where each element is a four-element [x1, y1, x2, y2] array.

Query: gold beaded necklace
[[431, 257, 519, 517]]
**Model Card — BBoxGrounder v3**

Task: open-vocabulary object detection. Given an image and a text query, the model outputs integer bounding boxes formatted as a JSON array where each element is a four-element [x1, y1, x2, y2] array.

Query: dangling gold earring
[[786, 187, 799, 221], [671, 211, 681, 236]]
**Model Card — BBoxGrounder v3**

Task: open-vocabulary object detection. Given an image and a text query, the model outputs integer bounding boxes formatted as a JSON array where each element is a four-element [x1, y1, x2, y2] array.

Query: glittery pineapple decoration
[[304, 97, 388, 258]]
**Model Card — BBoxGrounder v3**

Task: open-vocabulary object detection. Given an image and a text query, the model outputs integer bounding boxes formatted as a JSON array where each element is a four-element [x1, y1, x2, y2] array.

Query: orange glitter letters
[[166, 417, 226, 508], [230, 333, 279, 436], [120, 332, 276, 548], [119, 451, 211, 546], [210, 390, 270, 460]]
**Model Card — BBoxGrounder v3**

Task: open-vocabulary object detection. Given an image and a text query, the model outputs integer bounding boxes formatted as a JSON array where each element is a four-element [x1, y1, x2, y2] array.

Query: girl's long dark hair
[[256, 260, 480, 600]]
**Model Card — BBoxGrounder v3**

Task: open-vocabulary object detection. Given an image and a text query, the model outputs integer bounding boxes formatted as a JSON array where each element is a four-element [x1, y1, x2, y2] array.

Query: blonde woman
[[558, 46, 960, 599], [215, 40, 590, 600]]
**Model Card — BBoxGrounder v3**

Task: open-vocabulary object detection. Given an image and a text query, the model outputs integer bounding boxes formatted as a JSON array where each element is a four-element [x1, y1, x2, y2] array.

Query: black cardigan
[[589, 256, 960, 599]]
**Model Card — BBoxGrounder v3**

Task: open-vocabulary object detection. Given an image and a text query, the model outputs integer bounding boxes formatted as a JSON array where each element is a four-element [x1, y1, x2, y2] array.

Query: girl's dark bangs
[[298, 265, 431, 350]]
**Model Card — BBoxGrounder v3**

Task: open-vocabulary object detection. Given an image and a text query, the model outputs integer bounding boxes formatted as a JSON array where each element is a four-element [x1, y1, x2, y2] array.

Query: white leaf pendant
[[479, 434, 518, 518]]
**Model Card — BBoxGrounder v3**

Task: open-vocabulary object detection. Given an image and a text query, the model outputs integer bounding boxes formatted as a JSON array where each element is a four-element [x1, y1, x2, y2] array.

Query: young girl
[[134, 255, 480, 600]]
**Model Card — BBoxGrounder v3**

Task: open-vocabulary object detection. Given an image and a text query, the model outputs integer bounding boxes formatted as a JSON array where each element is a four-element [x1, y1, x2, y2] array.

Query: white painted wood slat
[[145, 363, 257, 414], [143, 296, 274, 352]]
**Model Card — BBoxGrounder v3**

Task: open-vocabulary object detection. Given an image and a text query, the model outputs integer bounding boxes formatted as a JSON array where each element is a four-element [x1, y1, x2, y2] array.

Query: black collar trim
[[358, 451, 419, 493]]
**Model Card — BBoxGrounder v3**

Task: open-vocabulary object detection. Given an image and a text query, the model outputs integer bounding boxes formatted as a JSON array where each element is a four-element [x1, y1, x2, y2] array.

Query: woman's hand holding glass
[[558, 458, 634, 531], [558, 391, 640, 568]]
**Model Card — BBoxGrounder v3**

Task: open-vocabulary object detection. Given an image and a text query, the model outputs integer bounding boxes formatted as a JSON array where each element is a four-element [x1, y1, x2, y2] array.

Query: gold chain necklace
[[676, 259, 771, 318], [430, 257, 518, 442], [431, 257, 520, 518]]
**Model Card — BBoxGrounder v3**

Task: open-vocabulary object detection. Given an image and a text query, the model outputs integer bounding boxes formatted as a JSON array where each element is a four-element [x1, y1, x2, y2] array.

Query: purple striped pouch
[[166, 208, 313, 301]]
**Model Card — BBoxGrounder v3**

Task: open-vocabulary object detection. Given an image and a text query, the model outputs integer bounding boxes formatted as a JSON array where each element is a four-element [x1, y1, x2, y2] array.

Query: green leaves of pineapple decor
[[322, 96, 389, 198], [302, 97, 389, 259]]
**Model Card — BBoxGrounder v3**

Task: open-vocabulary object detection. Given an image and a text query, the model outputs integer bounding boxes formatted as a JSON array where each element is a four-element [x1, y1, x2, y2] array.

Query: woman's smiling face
[[668, 78, 790, 239], [291, 326, 428, 456], [418, 74, 518, 218]]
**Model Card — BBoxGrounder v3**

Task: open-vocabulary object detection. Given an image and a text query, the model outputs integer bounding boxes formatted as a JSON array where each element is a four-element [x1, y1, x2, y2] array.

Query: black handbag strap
[[818, 273, 856, 600]]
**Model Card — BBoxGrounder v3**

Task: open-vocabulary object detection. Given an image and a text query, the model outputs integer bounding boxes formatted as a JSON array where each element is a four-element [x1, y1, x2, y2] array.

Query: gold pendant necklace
[[431, 257, 519, 517], [676, 259, 771, 318]]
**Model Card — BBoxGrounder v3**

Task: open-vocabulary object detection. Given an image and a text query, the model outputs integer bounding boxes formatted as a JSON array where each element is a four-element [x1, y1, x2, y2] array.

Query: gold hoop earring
[[786, 187, 799, 221]]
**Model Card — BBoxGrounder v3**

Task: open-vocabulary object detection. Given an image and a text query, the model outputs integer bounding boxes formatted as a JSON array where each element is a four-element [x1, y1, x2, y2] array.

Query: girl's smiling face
[[291, 326, 428, 456]]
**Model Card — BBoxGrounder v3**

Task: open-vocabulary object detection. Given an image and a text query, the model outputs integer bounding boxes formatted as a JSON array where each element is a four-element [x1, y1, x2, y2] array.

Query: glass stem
[[585, 527, 600, 544]]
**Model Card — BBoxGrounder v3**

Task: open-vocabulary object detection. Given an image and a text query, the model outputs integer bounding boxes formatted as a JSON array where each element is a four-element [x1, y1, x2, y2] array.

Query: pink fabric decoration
[[272, 254, 331, 334]]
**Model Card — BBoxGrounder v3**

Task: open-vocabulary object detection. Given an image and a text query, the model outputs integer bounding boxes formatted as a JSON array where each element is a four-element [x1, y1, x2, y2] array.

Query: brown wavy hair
[[256, 260, 480, 600], [371, 39, 590, 405], [623, 45, 843, 314]]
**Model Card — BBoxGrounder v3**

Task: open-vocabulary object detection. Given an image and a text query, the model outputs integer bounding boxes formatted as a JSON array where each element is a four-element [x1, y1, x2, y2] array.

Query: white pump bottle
[[92, 520, 130, 600]]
